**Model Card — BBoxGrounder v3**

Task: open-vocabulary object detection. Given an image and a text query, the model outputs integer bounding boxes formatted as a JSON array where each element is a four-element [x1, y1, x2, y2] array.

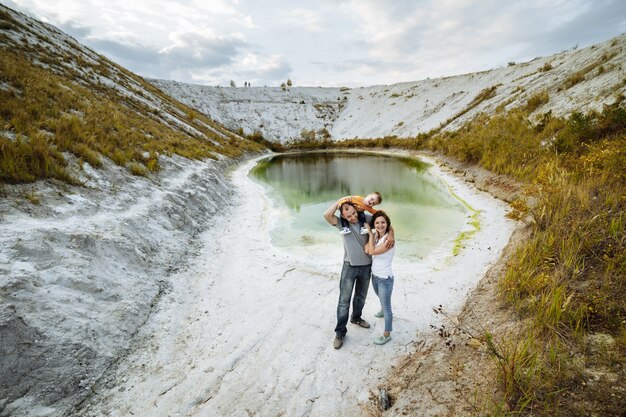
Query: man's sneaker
[[360, 227, 368, 235], [375, 310, 384, 318], [350, 318, 371, 329], [333, 336, 344, 349], [339, 227, 351, 235], [373, 334, 392, 345]]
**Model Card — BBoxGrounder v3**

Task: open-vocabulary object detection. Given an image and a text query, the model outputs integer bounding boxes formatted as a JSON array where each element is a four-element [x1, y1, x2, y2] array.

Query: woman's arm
[[369, 235, 392, 255]]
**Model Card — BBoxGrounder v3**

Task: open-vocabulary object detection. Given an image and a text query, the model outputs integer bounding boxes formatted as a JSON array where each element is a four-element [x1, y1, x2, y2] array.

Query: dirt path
[[77, 153, 516, 417]]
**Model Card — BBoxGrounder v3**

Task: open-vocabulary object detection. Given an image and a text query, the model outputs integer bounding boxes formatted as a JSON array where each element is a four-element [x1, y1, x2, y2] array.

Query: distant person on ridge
[[335, 192, 382, 235], [324, 199, 394, 350]]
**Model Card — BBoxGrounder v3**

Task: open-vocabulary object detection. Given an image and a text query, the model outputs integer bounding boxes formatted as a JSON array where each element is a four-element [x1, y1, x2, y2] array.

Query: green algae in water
[[250, 152, 468, 262]]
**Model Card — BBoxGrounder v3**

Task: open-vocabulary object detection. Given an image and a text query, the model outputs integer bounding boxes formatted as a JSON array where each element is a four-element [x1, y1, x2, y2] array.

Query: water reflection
[[250, 152, 467, 262], [252, 153, 458, 210]]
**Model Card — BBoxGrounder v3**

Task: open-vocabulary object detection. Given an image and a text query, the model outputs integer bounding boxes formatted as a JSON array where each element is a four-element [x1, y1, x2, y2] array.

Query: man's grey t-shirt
[[333, 213, 372, 266]]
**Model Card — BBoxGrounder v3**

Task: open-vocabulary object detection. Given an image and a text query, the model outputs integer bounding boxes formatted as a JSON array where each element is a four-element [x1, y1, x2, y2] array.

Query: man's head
[[364, 192, 382, 207], [340, 202, 359, 224]]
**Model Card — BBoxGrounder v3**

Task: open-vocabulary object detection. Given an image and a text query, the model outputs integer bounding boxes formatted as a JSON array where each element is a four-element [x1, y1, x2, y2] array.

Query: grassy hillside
[[0, 6, 265, 185], [286, 99, 625, 415], [427, 103, 625, 416]]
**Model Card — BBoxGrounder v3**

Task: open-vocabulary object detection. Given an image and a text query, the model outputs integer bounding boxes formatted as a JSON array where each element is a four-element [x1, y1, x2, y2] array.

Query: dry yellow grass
[[0, 8, 265, 184]]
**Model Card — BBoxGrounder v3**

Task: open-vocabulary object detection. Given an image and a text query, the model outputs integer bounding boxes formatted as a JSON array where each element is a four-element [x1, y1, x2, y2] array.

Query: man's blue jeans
[[335, 262, 371, 338], [372, 274, 394, 332]]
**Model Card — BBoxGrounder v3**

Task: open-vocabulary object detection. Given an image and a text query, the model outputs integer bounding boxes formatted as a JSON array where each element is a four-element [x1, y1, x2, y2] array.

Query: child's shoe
[[360, 227, 368, 235], [339, 227, 351, 235]]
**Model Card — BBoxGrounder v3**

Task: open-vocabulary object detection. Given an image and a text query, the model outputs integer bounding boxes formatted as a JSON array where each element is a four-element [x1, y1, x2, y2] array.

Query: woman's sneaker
[[375, 310, 384, 318], [373, 335, 391, 345]]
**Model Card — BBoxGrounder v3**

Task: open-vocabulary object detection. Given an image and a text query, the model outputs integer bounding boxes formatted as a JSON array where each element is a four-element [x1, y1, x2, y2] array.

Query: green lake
[[250, 152, 468, 262]]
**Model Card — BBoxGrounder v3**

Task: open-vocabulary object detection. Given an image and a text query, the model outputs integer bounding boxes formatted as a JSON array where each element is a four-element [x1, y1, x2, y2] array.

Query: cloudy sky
[[5, 0, 626, 87]]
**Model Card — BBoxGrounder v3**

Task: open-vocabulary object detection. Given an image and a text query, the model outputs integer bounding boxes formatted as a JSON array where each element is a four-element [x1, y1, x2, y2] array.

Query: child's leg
[[340, 216, 349, 229], [357, 211, 366, 227]]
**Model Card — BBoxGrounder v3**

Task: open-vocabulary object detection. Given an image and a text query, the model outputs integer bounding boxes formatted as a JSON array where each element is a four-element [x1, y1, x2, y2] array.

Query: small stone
[[379, 388, 390, 410]]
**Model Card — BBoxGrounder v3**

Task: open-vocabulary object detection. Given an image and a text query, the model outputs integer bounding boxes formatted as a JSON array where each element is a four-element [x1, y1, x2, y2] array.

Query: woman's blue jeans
[[372, 274, 394, 332]]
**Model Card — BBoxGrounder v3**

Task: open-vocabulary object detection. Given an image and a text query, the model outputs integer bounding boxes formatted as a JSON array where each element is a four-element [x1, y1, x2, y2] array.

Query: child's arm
[[364, 224, 392, 255], [363, 206, 377, 215], [337, 196, 352, 206]]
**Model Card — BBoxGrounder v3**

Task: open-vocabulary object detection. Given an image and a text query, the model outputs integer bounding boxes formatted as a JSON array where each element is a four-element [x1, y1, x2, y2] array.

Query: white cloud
[[159, 30, 246, 66], [6, 0, 626, 87], [279, 8, 326, 32], [236, 53, 292, 83]]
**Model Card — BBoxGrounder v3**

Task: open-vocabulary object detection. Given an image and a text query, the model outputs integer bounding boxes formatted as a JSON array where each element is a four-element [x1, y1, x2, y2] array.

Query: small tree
[[287, 79, 292, 87], [280, 82, 287, 91], [230, 80, 236, 87], [300, 129, 316, 142]]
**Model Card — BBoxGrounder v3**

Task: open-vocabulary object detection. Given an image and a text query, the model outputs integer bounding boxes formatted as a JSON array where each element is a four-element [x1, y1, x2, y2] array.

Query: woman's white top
[[371, 233, 395, 278]]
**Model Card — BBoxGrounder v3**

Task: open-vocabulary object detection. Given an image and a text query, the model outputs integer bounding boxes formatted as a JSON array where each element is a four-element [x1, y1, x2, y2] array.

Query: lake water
[[250, 152, 468, 263]]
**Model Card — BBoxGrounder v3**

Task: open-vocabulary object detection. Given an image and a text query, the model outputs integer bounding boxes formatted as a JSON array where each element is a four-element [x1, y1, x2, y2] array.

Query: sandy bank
[[75, 150, 517, 417]]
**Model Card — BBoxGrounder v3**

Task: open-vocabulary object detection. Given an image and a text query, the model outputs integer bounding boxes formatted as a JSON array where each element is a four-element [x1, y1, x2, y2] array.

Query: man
[[324, 199, 394, 349]]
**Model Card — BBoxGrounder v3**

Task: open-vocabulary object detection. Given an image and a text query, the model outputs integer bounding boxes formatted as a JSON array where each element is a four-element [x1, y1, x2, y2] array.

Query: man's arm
[[323, 200, 341, 226]]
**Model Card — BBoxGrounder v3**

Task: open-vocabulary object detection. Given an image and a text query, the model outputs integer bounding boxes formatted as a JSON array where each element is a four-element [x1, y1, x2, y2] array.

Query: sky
[[5, 0, 626, 87]]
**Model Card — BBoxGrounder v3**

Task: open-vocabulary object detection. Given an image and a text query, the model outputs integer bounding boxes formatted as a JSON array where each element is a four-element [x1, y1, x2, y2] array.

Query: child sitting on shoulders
[[337, 192, 383, 235]]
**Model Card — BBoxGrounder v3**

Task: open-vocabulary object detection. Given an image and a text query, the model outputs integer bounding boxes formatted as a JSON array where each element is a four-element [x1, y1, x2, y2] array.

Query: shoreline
[[359, 150, 526, 415], [77, 150, 519, 416]]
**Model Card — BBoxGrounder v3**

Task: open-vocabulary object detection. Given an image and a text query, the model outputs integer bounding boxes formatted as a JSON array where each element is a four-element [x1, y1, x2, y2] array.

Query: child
[[337, 192, 383, 235]]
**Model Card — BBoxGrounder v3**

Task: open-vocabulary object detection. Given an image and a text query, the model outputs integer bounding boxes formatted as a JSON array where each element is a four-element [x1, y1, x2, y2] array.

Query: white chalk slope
[[153, 33, 626, 143]]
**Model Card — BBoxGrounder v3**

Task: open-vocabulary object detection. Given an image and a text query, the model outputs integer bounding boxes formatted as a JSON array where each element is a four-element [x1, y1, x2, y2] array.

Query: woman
[[364, 210, 395, 345]]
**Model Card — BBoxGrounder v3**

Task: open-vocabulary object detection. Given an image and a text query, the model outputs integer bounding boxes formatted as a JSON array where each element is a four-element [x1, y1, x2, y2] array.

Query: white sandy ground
[[78, 151, 517, 417]]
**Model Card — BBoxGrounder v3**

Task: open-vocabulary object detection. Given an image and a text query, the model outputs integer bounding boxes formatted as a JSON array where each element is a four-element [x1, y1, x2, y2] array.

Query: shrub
[[525, 91, 550, 112], [72, 143, 102, 168], [563, 71, 585, 89], [540, 62, 553, 72], [128, 162, 148, 176]]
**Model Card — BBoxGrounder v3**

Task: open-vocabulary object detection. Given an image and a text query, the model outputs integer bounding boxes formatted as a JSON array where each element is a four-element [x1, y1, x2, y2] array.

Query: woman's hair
[[370, 210, 391, 235]]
